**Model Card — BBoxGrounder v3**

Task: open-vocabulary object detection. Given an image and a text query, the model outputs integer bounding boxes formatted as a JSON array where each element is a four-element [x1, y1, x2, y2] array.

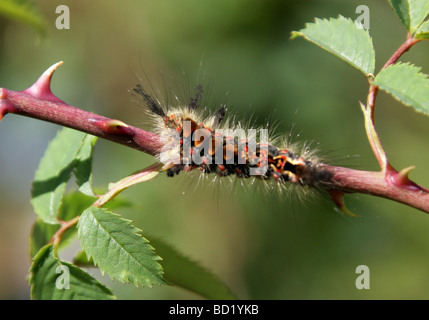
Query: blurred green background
[[1, 0, 429, 299]]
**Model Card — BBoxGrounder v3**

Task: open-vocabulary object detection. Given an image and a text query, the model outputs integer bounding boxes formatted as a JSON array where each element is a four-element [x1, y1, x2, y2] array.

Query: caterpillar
[[132, 83, 334, 192]]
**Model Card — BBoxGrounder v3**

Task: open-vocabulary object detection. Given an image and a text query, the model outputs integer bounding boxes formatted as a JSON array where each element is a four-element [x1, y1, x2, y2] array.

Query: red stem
[[1, 62, 429, 214], [321, 165, 429, 214], [367, 37, 421, 115], [364, 36, 422, 175], [1, 88, 162, 156], [381, 36, 421, 71], [0, 62, 162, 156]]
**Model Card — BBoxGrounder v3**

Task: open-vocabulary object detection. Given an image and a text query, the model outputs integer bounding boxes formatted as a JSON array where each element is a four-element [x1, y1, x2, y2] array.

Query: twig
[[364, 36, 422, 172], [0, 62, 163, 157], [1, 62, 429, 214], [321, 164, 429, 213], [49, 215, 80, 248]]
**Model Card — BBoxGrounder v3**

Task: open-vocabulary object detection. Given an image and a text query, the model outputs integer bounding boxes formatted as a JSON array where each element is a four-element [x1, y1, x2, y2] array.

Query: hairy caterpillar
[[131, 82, 334, 194]]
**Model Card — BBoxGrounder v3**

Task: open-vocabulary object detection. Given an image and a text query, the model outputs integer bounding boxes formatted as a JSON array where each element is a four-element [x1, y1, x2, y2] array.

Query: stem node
[[91, 118, 135, 136]]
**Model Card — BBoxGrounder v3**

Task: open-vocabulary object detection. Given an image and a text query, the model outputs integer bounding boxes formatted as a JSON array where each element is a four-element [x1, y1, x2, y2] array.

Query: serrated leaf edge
[[77, 207, 166, 287], [29, 244, 116, 300], [373, 61, 429, 115], [291, 15, 375, 75]]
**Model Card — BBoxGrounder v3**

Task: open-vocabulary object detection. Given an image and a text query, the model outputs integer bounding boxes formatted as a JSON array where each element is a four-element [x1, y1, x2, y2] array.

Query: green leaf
[[31, 128, 88, 224], [291, 15, 375, 75], [74, 135, 98, 197], [29, 192, 97, 258], [389, 0, 429, 33], [416, 20, 429, 39], [373, 62, 429, 115], [0, 0, 47, 36], [78, 207, 166, 287], [30, 245, 115, 300], [149, 236, 237, 300]]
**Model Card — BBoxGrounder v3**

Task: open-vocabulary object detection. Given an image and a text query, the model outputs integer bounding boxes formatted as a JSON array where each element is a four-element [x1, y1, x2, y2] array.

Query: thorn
[[386, 163, 422, 191], [0, 106, 6, 121], [91, 118, 135, 136], [23, 61, 65, 103], [0, 88, 6, 99], [328, 190, 360, 217], [397, 165, 415, 183]]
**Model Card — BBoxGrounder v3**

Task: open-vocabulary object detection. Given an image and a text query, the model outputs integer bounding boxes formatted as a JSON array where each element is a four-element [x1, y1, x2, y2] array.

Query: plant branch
[[1, 62, 429, 214], [380, 36, 421, 71], [321, 164, 429, 214], [364, 36, 422, 172], [49, 215, 80, 248], [0, 62, 163, 157]]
